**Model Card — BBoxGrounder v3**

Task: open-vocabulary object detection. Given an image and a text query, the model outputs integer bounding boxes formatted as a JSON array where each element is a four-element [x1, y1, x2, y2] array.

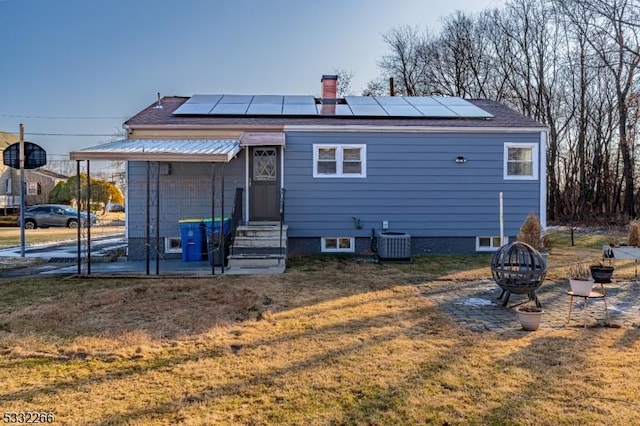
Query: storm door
[[249, 146, 280, 221]]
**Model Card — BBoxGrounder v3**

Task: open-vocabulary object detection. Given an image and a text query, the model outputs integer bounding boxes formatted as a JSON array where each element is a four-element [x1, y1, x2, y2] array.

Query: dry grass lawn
[[0, 229, 639, 424]]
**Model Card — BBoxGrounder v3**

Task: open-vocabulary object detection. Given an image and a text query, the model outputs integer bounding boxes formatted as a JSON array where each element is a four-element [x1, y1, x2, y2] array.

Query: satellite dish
[[2, 142, 47, 169]]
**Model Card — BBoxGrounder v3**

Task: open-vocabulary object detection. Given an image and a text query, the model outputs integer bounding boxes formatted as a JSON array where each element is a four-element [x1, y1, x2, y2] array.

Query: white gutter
[[284, 125, 547, 133]]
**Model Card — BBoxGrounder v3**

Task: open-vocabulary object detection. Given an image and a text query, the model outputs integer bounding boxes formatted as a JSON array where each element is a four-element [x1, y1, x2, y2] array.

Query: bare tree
[[557, 0, 640, 218], [46, 156, 76, 176], [378, 25, 434, 96], [372, 0, 640, 223], [333, 68, 355, 97], [362, 78, 389, 96]]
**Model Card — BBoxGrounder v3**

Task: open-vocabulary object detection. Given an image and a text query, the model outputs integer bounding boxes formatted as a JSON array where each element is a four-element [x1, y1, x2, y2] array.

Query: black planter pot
[[590, 265, 614, 283]]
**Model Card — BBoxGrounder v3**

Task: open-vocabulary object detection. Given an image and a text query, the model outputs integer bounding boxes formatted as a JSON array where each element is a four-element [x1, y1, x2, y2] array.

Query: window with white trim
[[313, 144, 366, 178], [504, 143, 538, 180], [321, 237, 355, 252], [165, 237, 182, 254], [476, 236, 508, 252]]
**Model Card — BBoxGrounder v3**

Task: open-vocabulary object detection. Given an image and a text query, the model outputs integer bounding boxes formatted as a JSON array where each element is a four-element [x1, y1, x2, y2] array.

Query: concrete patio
[[419, 279, 640, 332]]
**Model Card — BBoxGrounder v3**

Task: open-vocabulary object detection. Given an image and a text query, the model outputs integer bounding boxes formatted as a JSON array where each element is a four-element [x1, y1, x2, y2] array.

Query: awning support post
[[87, 160, 91, 275], [76, 160, 81, 275], [220, 163, 226, 274], [145, 161, 150, 275], [211, 163, 216, 276], [155, 161, 160, 275]]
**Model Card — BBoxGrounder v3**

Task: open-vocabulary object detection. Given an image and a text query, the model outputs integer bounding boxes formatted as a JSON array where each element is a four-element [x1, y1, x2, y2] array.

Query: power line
[[0, 114, 125, 120], [24, 132, 122, 137]]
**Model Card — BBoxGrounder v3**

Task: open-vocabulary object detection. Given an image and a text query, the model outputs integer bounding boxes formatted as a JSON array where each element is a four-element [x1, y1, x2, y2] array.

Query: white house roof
[[69, 139, 241, 162]]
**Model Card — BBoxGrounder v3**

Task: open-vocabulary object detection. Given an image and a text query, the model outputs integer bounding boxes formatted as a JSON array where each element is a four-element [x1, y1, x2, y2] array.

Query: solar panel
[[187, 95, 223, 104], [432, 96, 472, 106], [446, 105, 494, 118], [173, 103, 216, 115], [348, 103, 388, 116], [252, 95, 284, 104], [282, 104, 318, 115], [210, 103, 250, 114], [380, 105, 422, 116], [219, 95, 254, 104], [246, 103, 283, 115], [170, 94, 494, 119], [404, 96, 442, 106], [316, 104, 354, 116], [284, 95, 316, 104], [413, 105, 458, 117], [345, 96, 379, 105], [375, 96, 410, 106]]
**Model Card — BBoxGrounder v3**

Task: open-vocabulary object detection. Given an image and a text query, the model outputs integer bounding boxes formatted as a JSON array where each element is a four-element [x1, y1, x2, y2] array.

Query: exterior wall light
[[455, 156, 467, 164]]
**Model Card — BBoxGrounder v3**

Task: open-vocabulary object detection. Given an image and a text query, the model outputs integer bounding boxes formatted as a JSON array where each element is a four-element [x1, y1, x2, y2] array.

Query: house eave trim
[[284, 125, 548, 133], [128, 124, 285, 131]]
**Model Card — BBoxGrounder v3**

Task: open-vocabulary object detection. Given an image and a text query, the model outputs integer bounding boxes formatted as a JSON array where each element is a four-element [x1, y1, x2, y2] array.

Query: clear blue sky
[[0, 0, 504, 165]]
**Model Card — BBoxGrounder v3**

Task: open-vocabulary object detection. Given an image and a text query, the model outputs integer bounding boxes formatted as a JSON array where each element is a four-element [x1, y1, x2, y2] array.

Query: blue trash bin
[[179, 219, 207, 262], [203, 217, 231, 266]]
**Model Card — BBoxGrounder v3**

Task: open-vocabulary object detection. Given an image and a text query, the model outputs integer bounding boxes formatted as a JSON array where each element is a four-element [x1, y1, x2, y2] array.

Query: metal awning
[[69, 139, 241, 162], [239, 132, 285, 147]]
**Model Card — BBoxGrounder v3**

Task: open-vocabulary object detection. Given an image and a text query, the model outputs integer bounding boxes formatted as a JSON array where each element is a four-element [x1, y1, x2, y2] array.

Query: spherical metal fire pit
[[491, 242, 547, 307]]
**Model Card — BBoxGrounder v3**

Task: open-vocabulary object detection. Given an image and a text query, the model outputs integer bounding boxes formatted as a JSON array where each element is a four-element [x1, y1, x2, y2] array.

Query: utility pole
[[19, 124, 25, 257]]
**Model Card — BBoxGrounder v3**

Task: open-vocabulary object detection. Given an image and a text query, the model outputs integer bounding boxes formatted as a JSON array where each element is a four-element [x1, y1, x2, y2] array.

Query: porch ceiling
[[69, 139, 241, 162]]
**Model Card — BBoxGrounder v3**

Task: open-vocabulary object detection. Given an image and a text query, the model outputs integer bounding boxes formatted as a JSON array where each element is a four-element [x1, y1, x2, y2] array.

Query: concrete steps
[[227, 224, 287, 273]]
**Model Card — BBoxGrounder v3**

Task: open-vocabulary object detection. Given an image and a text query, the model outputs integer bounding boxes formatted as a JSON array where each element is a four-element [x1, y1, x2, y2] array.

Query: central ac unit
[[376, 231, 411, 261]]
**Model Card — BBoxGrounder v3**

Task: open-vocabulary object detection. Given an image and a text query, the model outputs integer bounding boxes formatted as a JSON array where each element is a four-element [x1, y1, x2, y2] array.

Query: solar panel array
[[172, 94, 493, 118]]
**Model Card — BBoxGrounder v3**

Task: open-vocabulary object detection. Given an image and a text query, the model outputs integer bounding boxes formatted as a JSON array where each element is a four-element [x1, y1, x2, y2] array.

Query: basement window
[[165, 237, 182, 254], [321, 237, 355, 253], [476, 236, 508, 252]]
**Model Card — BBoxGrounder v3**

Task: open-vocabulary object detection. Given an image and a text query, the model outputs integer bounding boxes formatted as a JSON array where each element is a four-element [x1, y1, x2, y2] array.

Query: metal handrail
[[229, 187, 243, 256], [279, 188, 285, 257]]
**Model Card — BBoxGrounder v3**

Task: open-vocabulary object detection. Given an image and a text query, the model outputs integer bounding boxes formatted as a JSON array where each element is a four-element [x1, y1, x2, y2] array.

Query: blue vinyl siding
[[127, 159, 245, 239], [283, 132, 542, 239]]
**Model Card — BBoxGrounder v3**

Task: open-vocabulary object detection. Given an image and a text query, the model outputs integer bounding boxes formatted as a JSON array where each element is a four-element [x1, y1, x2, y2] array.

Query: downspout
[[540, 130, 547, 229], [499, 192, 504, 246]]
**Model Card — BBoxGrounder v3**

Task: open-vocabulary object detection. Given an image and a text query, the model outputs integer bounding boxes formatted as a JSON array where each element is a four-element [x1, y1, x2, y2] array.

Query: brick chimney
[[321, 74, 338, 99]]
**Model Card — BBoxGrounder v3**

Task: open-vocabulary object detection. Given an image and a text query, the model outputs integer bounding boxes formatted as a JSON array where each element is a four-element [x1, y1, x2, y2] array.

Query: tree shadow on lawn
[[0, 292, 454, 424], [0, 260, 439, 369], [0, 256, 451, 339], [1, 257, 639, 423], [478, 332, 640, 423]]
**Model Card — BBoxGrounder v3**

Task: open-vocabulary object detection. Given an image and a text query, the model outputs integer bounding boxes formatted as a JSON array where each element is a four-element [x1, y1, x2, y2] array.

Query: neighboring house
[[70, 75, 546, 268], [1, 132, 68, 213]]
